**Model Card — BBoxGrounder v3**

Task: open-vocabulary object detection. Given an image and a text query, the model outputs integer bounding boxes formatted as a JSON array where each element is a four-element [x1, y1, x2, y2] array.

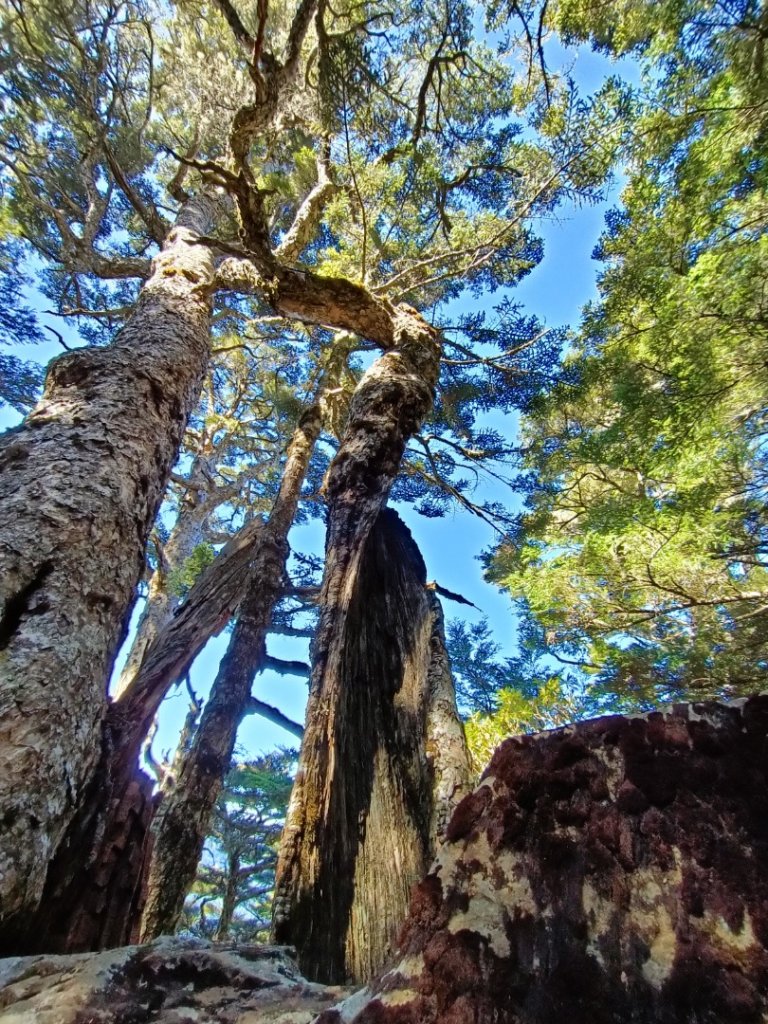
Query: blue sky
[[1, 42, 635, 762]]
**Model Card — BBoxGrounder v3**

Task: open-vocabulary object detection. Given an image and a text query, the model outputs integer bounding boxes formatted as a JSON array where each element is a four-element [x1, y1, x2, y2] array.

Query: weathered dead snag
[[273, 508, 470, 985]]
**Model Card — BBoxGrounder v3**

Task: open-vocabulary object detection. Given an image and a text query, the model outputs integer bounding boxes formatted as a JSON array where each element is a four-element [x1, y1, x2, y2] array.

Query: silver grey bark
[[0, 193, 220, 927]]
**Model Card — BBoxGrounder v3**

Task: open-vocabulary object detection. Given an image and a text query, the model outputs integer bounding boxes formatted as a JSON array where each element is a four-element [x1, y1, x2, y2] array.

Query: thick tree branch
[[275, 162, 338, 262], [214, 250, 399, 346], [229, 0, 319, 166], [212, 0, 256, 55], [280, 0, 317, 81]]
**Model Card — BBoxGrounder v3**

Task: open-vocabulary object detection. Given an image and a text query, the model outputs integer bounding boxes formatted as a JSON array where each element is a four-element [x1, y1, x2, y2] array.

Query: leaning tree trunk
[[114, 484, 211, 698], [272, 311, 471, 984], [0, 192, 221, 936], [139, 405, 322, 940]]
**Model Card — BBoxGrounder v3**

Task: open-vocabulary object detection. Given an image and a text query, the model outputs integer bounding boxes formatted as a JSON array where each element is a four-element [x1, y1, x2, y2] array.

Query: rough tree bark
[[319, 696, 768, 1024], [139, 405, 322, 940], [0, 192, 221, 934], [8, 337, 348, 955], [424, 595, 474, 859], [274, 509, 470, 985], [272, 315, 470, 985]]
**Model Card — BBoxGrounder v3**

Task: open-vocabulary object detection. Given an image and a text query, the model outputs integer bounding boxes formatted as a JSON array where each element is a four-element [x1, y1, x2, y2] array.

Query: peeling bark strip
[[139, 407, 322, 941], [0, 193, 221, 932], [320, 697, 768, 1024], [273, 508, 469, 985]]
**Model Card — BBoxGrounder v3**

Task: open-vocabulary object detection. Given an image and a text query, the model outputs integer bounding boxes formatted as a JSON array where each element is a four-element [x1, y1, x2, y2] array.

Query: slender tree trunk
[[114, 492, 210, 698], [215, 853, 240, 941], [139, 405, 322, 940], [0, 192, 221, 934], [424, 594, 473, 859], [273, 509, 470, 985], [271, 311, 470, 984]]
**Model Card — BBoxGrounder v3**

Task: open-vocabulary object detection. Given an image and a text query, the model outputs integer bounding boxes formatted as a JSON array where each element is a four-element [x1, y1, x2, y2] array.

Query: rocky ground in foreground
[[2, 697, 768, 1024], [0, 938, 348, 1023]]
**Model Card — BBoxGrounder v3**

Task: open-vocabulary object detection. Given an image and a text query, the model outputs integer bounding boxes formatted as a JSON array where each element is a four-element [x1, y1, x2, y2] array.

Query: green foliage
[[180, 751, 296, 941], [0, 0, 604, 535], [447, 614, 602, 772], [167, 543, 217, 598], [464, 680, 592, 774], [0, 206, 44, 410], [491, 0, 768, 702]]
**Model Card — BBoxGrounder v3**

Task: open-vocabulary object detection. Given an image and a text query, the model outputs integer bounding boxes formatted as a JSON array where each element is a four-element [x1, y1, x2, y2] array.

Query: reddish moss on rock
[[344, 697, 768, 1024]]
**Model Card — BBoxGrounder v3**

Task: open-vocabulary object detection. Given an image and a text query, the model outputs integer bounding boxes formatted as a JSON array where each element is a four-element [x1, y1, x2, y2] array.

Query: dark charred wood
[[273, 510, 470, 985]]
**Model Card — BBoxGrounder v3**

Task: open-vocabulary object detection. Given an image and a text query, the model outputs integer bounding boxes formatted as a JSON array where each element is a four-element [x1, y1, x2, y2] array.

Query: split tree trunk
[[0, 193, 221, 935], [274, 510, 470, 985], [272, 311, 471, 984], [9, 354, 339, 955], [139, 405, 322, 940], [273, 509, 470, 984]]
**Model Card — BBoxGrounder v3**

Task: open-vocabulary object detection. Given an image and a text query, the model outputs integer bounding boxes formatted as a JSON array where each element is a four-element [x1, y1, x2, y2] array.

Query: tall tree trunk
[[424, 594, 473, 859], [271, 311, 470, 984], [273, 510, 470, 985], [139, 405, 322, 940], [0, 192, 221, 934]]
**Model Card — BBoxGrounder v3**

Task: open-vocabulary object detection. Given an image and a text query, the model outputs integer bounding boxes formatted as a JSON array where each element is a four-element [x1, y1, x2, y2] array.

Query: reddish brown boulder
[[320, 697, 768, 1024]]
